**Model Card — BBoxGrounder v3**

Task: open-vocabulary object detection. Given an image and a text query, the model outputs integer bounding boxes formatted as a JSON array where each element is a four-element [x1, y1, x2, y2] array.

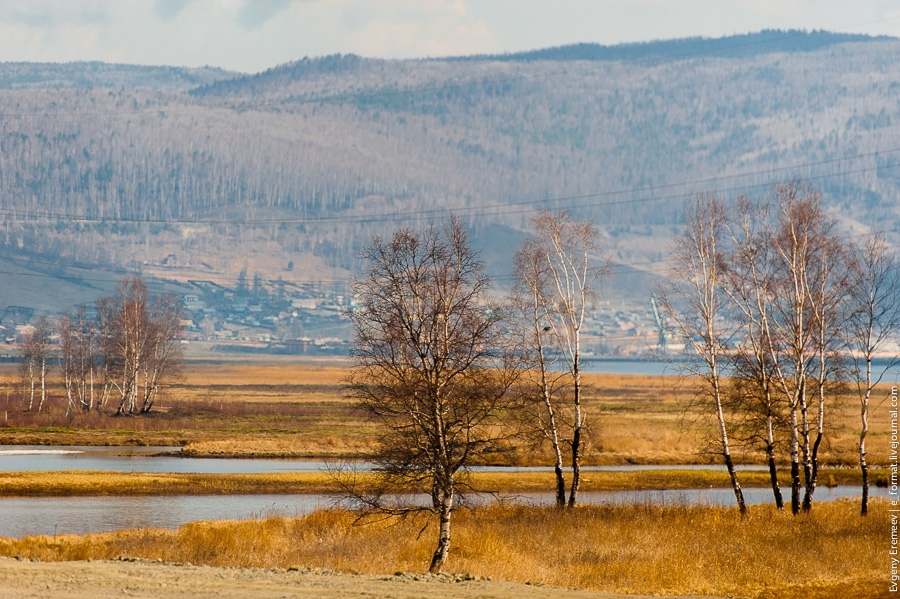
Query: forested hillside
[[0, 30, 898, 311]]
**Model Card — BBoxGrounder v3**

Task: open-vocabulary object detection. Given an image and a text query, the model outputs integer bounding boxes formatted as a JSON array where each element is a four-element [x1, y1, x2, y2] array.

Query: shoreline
[[0, 467, 885, 497]]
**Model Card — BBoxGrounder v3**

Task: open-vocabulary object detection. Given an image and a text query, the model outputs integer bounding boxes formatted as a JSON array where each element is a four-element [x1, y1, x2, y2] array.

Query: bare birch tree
[[660, 193, 747, 515], [345, 217, 514, 574], [139, 294, 184, 413], [722, 195, 785, 509], [95, 276, 184, 416], [111, 277, 152, 415], [509, 237, 569, 507], [523, 211, 607, 508], [19, 316, 53, 413], [847, 233, 900, 516], [58, 305, 98, 416], [765, 181, 844, 514], [803, 222, 851, 511]]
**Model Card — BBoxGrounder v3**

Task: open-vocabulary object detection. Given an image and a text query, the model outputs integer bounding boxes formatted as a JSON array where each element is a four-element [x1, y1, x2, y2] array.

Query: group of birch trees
[[345, 212, 607, 573], [660, 181, 900, 516], [19, 275, 183, 417], [339, 183, 897, 572]]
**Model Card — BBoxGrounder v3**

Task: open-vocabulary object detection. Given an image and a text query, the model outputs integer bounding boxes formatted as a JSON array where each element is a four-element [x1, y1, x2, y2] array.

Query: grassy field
[[0, 500, 887, 598], [0, 360, 889, 598], [0, 360, 892, 468], [0, 467, 886, 497]]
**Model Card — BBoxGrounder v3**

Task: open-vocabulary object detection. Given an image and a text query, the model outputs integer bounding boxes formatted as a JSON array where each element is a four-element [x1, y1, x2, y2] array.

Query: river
[[0, 485, 887, 538], [0, 446, 773, 473], [0, 446, 885, 538]]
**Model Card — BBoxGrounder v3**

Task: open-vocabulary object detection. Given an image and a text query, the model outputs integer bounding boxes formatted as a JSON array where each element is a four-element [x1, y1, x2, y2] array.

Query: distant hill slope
[[0, 30, 898, 312], [460, 29, 886, 62], [0, 62, 239, 92]]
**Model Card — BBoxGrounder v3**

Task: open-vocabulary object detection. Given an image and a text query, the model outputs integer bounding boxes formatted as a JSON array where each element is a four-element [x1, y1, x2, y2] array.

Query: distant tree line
[[2, 38, 900, 282], [18, 275, 183, 417]]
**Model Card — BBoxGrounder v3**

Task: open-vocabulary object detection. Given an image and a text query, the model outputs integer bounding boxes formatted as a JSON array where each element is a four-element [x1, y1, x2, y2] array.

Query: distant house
[[291, 298, 317, 310], [183, 295, 205, 311]]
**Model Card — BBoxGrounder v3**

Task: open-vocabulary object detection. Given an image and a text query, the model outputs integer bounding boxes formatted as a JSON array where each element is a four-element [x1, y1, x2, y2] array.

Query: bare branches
[[510, 211, 607, 508], [663, 181, 880, 516], [19, 316, 52, 413], [846, 232, 900, 515], [659, 193, 747, 515], [345, 216, 513, 573]]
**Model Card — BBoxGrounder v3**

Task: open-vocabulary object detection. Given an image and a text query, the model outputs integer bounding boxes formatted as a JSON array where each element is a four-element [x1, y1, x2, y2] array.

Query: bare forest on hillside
[[1, 33, 899, 307]]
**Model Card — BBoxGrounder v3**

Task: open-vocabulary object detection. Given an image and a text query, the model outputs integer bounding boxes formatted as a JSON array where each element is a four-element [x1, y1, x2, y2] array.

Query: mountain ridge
[[0, 30, 898, 314]]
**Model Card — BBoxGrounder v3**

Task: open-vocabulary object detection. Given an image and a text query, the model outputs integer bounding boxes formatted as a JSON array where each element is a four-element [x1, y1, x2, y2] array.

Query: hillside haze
[[0, 30, 898, 315]]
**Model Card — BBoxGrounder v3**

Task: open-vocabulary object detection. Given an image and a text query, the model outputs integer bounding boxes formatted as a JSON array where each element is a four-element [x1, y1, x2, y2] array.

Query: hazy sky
[[1, 0, 898, 73]]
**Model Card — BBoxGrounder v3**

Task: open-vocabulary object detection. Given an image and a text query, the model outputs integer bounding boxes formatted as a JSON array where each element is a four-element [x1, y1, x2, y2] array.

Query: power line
[[0, 147, 896, 226]]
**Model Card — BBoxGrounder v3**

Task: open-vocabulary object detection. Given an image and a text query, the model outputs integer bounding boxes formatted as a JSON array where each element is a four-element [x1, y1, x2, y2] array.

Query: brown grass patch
[[0, 499, 885, 598], [0, 467, 881, 498], [0, 362, 892, 469]]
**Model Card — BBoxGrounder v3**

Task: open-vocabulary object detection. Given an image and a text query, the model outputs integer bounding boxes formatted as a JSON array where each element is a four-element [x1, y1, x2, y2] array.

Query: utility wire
[[0, 147, 897, 226]]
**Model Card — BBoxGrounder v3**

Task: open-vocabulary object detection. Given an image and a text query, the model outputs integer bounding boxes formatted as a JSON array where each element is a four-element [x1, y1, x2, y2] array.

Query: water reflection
[[0, 446, 770, 474], [0, 446, 330, 473], [0, 486, 886, 538]]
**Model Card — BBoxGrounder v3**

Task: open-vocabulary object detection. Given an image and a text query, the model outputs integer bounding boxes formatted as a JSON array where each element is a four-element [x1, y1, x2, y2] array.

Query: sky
[[0, 0, 898, 73]]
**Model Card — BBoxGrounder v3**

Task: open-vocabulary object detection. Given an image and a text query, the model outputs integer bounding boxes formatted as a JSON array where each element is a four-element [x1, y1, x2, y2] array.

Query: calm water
[[0, 446, 884, 538], [583, 358, 674, 375], [0, 446, 772, 473], [0, 486, 886, 538], [0, 446, 330, 473]]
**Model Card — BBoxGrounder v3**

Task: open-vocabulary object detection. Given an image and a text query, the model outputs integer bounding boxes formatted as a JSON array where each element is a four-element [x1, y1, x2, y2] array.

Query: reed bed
[[0, 363, 893, 469], [0, 499, 885, 598], [0, 467, 882, 497]]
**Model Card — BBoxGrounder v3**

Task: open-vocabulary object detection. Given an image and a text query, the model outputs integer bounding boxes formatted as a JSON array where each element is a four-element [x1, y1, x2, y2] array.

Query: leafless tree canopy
[[661, 181, 897, 516], [101, 276, 184, 416], [509, 211, 608, 508], [346, 216, 514, 574], [20, 275, 184, 417]]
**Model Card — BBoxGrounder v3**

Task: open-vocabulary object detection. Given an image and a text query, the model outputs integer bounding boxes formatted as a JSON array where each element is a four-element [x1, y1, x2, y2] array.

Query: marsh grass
[[0, 471, 348, 496], [0, 467, 881, 497], [0, 364, 893, 468], [0, 500, 885, 598]]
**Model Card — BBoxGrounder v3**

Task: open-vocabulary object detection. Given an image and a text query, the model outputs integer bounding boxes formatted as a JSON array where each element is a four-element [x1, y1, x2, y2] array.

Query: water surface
[[0, 485, 884, 538], [0, 446, 770, 473]]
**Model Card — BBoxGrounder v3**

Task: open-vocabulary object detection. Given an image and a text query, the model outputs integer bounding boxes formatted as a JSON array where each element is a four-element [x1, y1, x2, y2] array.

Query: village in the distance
[[0, 275, 674, 360]]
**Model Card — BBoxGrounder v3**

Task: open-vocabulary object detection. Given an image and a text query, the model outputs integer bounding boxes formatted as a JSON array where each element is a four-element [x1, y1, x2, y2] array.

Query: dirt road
[[0, 557, 728, 599]]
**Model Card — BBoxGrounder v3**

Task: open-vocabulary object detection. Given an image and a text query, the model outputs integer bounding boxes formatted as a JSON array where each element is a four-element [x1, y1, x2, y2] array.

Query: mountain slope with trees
[[0, 30, 898, 311]]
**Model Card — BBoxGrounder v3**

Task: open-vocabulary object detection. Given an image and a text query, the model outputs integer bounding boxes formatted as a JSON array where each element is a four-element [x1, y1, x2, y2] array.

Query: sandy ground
[[0, 557, 730, 599]]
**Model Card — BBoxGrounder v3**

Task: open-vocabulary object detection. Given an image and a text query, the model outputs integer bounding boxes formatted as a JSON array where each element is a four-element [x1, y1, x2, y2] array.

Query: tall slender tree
[[660, 193, 747, 515], [58, 305, 98, 416], [20, 316, 53, 413], [846, 233, 900, 516], [510, 238, 569, 507], [722, 195, 785, 510], [519, 211, 607, 508]]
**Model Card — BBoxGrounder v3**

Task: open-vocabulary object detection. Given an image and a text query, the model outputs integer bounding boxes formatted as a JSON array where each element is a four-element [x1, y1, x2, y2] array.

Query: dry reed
[[0, 499, 886, 598], [0, 467, 882, 497], [0, 363, 893, 468]]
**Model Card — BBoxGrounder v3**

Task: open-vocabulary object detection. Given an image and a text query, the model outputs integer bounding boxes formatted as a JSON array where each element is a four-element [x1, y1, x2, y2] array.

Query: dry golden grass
[[0, 362, 892, 468], [0, 467, 883, 497], [179, 361, 346, 388], [0, 500, 886, 598], [0, 470, 343, 496]]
